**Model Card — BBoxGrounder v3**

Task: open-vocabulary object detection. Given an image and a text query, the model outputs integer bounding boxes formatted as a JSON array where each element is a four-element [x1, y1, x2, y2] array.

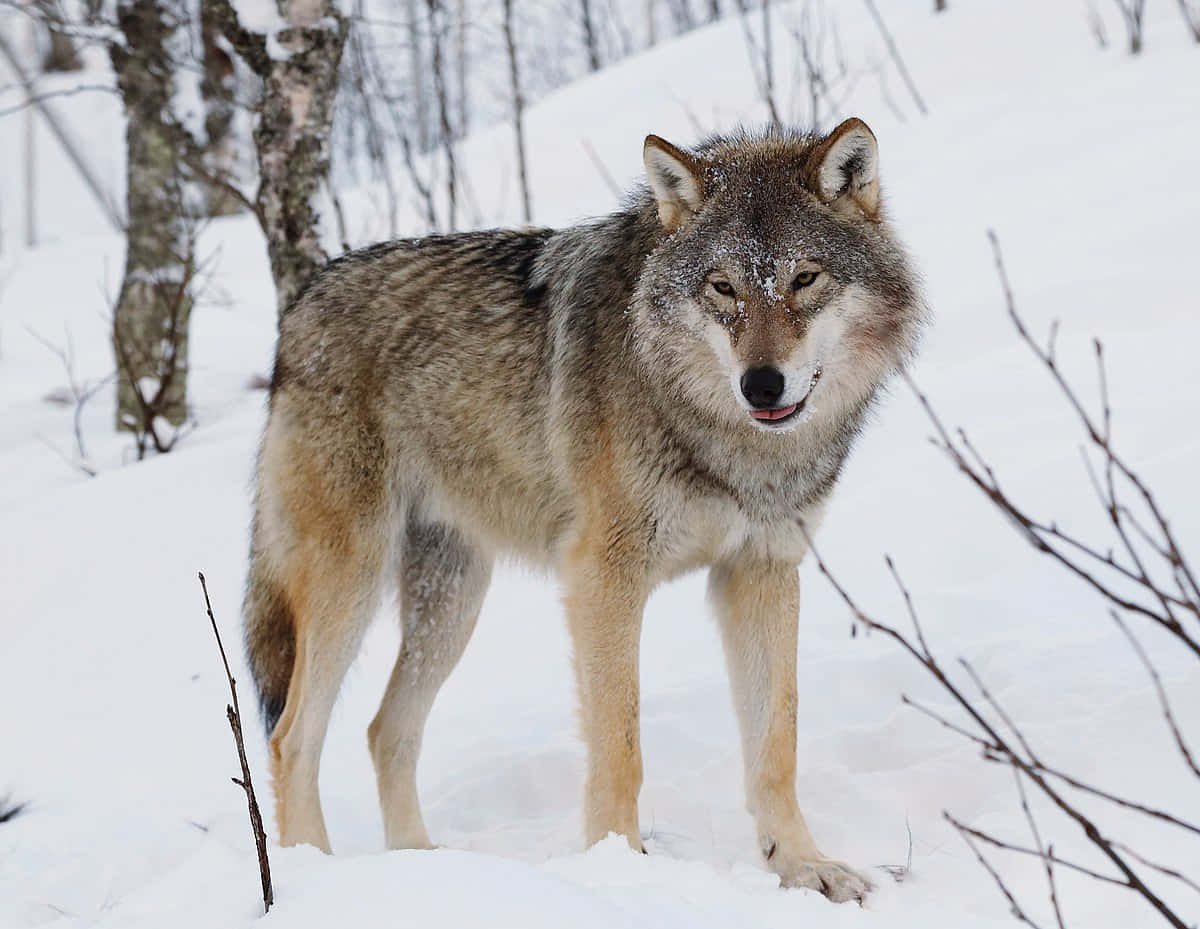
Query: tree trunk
[[110, 0, 192, 437], [406, 0, 429, 150], [502, 0, 531, 223], [1178, 0, 1200, 41], [200, 1, 240, 216], [254, 0, 348, 314], [426, 0, 456, 230], [666, 0, 694, 32], [580, 0, 601, 70], [455, 0, 468, 138], [35, 0, 82, 72]]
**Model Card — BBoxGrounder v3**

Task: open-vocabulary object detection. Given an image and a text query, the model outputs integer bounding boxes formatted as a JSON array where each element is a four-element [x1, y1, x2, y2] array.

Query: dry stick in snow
[[198, 572, 273, 913], [860, 0, 928, 115]]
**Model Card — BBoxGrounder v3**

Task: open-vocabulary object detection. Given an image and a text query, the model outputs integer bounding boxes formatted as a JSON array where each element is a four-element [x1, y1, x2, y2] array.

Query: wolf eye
[[792, 271, 819, 290], [710, 280, 736, 297]]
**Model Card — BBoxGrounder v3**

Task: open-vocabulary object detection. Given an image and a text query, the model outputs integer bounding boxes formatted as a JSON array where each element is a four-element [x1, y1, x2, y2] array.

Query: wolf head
[[631, 120, 924, 434]]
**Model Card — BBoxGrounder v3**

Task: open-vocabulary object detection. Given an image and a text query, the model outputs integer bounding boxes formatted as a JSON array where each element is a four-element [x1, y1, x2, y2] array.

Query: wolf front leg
[[563, 516, 651, 853], [709, 559, 871, 904]]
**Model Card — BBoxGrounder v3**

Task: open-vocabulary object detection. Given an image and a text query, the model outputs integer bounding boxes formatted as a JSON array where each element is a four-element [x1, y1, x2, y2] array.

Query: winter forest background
[[1, 0, 1199, 927]]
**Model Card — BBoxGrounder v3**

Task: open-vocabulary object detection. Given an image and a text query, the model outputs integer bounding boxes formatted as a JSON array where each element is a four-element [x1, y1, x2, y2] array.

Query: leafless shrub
[[740, 0, 781, 128], [786, 0, 856, 132], [28, 326, 113, 476], [805, 232, 1198, 928]]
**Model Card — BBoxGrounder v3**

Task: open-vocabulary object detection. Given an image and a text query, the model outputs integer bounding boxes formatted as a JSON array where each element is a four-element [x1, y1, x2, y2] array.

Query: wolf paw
[[778, 857, 872, 904]]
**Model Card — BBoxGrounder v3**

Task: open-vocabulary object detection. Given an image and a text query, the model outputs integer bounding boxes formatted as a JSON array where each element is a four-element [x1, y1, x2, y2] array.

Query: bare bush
[[787, 0, 854, 132], [28, 326, 113, 476], [805, 232, 1198, 928]]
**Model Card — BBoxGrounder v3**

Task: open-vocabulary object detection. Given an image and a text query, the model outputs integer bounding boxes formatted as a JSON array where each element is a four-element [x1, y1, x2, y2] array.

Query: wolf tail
[[244, 518, 296, 735]]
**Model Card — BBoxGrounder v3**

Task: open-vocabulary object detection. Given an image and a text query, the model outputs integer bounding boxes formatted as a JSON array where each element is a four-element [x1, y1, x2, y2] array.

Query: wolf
[[244, 117, 923, 903]]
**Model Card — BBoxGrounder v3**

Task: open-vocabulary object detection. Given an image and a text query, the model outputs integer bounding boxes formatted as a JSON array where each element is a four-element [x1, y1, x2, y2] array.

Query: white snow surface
[[2, 1, 1199, 927]]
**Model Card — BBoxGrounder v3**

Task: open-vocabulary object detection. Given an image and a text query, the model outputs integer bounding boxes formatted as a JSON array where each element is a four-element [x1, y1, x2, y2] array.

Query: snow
[[2, 1, 1199, 928]]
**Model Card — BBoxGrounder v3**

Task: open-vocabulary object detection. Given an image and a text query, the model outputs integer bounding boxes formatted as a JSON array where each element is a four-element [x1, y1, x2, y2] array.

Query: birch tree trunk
[[204, 0, 348, 314], [110, 0, 193, 436], [254, 0, 348, 313]]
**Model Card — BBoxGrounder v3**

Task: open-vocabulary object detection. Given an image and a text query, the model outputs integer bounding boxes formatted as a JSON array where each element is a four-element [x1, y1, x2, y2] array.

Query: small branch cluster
[[804, 232, 1197, 928], [786, 0, 855, 132], [28, 325, 113, 476]]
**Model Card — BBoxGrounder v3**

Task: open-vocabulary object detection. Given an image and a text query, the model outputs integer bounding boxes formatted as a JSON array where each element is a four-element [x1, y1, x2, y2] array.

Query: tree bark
[[110, 0, 193, 434], [205, 0, 348, 313], [253, 0, 349, 313]]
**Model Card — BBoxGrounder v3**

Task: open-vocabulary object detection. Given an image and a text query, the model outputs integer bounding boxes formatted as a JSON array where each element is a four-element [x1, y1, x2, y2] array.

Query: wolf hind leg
[[257, 401, 393, 853], [268, 528, 389, 853], [368, 519, 493, 850]]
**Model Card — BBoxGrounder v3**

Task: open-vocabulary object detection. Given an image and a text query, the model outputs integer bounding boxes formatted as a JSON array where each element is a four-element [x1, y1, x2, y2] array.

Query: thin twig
[[198, 572, 273, 913]]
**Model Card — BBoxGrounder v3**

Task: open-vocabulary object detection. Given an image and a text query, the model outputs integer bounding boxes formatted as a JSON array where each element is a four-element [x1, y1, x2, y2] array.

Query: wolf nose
[[740, 366, 785, 409]]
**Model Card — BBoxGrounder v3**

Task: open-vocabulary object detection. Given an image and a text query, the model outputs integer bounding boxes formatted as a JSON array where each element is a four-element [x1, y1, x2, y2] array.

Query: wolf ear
[[644, 135, 705, 231], [807, 117, 880, 219]]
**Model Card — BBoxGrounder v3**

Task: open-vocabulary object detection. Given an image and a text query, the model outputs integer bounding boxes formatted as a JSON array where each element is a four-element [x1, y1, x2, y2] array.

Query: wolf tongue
[[751, 404, 798, 421]]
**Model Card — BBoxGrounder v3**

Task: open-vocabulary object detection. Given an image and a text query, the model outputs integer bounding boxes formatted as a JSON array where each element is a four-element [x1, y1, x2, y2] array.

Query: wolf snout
[[740, 366, 785, 409]]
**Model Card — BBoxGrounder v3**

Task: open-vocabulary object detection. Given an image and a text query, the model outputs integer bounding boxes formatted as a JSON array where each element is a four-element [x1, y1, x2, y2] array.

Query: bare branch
[[197, 573, 273, 913]]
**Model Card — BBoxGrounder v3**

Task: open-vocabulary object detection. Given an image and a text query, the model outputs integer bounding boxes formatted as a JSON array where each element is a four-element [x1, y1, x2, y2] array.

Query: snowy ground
[[2, 1, 1199, 927]]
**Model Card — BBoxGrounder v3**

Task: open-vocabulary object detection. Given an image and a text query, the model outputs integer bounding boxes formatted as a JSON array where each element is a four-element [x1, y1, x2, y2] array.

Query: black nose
[[740, 366, 785, 409]]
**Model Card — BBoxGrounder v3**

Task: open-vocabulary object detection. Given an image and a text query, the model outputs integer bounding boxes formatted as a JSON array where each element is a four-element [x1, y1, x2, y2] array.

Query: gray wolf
[[244, 118, 923, 903]]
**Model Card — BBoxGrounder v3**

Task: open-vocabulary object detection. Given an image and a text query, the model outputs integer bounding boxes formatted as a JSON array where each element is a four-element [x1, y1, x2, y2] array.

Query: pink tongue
[[750, 403, 798, 421]]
